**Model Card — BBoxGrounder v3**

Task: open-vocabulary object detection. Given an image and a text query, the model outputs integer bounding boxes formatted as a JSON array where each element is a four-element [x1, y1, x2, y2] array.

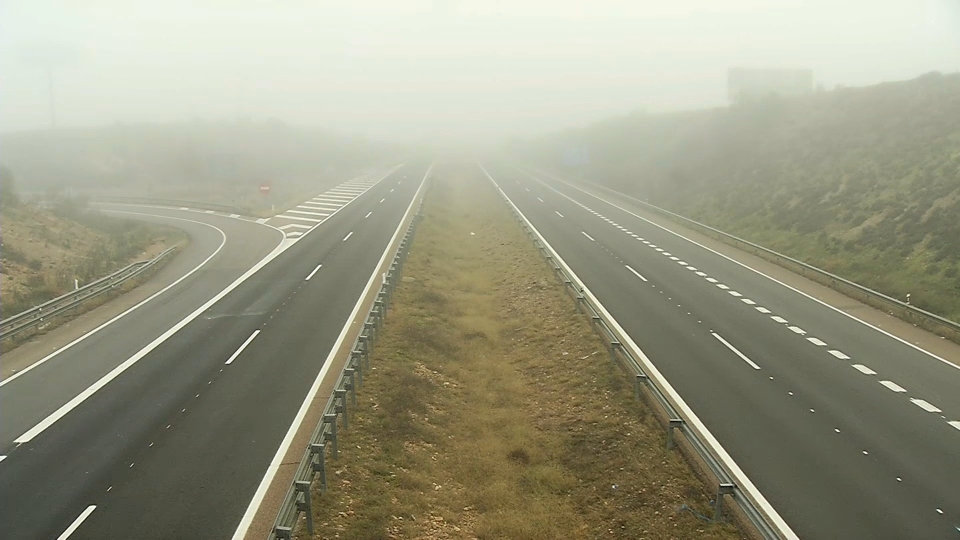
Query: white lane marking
[[278, 224, 311, 230], [525, 187, 530, 192], [555, 211, 564, 218], [390, 188, 394, 192], [910, 399, 942, 413], [204, 210, 215, 214], [256, 218, 268, 224], [677, 261, 687, 265], [310, 199, 345, 206], [532, 171, 960, 373], [305, 264, 323, 281], [670, 256, 680, 261], [771, 316, 789, 324], [225, 330, 261, 365], [298, 203, 340, 210], [742, 298, 757, 305], [631, 234, 638, 238], [287, 209, 329, 216], [0, 455, 6, 462], [712, 332, 762, 370], [538, 197, 544, 202], [852, 364, 877, 375], [380, 198, 385, 203], [948, 420, 960, 431], [706, 277, 718, 283], [729, 291, 742, 297], [642, 240, 650, 244], [232, 163, 433, 540], [717, 284, 730, 290], [828, 350, 850, 360], [315, 193, 353, 200], [625, 265, 648, 282], [1, 214, 234, 388], [229, 213, 240, 218], [364, 211, 372, 219], [807, 337, 827, 346], [276, 214, 322, 222], [788, 326, 807, 335], [5, 163, 403, 439], [482, 164, 799, 540], [286, 232, 303, 238], [343, 231, 354, 242], [57, 505, 97, 540], [327, 189, 364, 196], [581, 231, 595, 242], [179, 206, 189, 210], [756, 307, 772, 314], [880, 380, 907, 393]]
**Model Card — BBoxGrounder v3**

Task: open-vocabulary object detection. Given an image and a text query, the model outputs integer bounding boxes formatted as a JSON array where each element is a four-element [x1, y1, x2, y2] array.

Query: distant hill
[[518, 72, 960, 321]]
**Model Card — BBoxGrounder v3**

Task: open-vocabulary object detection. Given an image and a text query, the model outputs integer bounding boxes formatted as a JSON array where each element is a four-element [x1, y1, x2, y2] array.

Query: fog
[[2, 0, 958, 145]]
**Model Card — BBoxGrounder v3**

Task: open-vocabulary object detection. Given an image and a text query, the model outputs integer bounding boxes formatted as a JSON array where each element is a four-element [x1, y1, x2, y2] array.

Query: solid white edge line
[[225, 330, 261, 365], [1, 215, 232, 387], [625, 265, 648, 282], [10, 168, 404, 443], [56, 505, 96, 540], [230, 163, 433, 540], [305, 264, 323, 281], [581, 231, 595, 242], [711, 332, 762, 370], [480, 163, 798, 540], [525, 167, 960, 373], [343, 231, 354, 242]]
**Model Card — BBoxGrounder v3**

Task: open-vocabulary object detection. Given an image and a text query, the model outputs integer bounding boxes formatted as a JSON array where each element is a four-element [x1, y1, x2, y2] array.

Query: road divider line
[[365, 211, 372, 219], [788, 326, 807, 335], [880, 380, 907, 393], [305, 264, 323, 281], [581, 231, 595, 242], [852, 364, 877, 375], [948, 420, 960, 431], [343, 231, 354, 242], [225, 330, 261, 365], [555, 211, 564, 217], [828, 349, 850, 360], [910, 398, 942, 413], [56, 505, 96, 540], [807, 337, 827, 346], [625, 265, 648, 282], [0, 455, 6, 462], [380, 198, 385, 203], [756, 307, 772, 313], [711, 332, 762, 370], [537, 197, 544, 202]]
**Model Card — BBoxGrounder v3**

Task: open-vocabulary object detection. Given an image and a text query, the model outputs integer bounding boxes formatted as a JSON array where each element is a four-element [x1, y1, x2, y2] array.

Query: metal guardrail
[[489, 174, 794, 540], [92, 196, 250, 216], [0, 247, 177, 341], [556, 172, 960, 343], [268, 197, 426, 540]]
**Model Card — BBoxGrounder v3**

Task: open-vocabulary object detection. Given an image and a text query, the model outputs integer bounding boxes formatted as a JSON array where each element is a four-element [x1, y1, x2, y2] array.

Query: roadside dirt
[[299, 163, 744, 540]]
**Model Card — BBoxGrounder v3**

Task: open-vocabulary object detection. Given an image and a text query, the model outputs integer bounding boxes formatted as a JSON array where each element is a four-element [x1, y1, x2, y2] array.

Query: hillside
[[519, 72, 960, 321], [1, 168, 182, 318]]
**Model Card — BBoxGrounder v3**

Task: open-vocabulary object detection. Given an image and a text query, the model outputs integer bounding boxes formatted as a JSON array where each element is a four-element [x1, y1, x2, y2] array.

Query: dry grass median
[[302, 163, 744, 540]]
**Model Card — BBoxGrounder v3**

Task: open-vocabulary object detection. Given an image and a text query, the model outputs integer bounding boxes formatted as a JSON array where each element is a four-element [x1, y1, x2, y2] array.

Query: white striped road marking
[[729, 291, 742, 297], [315, 193, 353, 200], [276, 214, 321, 222], [287, 209, 328, 217], [948, 421, 960, 431], [712, 332, 761, 370], [788, 326, 806, 335], [742, 299, 757, 305], [880, 380, 907, 392], [226, 330, 261, 365], [772, 316, 788, 323], [525, 187, 530, 191], [229, 213, 240, 218], [664, 253, 673, 257], [327, 189, 364, 195], [631, 234, 639, 238], [0, 455, 6, 462], [343, 231, 353, 242], [625, 265, 648, 282], [57, 505, 96, 540], [555, 211, 564, 217], [755, 307, 771, 314], [538, 197, 544, 202], [304, 201, 341, 208], [852, 364, 876, 375], [717, 284, 730, 290], [306, 264, 323, 281], [706, 277, 718, 283], [286, 232, 303, 238], [365, 211, 372, 218], [256, 218, 268, 224], [807, 337, 828, 346], [278, 224, 310, 230], [828, 350, 850, 360], [311, 199, 347, 205], [910, 399, 942, 413], [582, 231, 595, 242]]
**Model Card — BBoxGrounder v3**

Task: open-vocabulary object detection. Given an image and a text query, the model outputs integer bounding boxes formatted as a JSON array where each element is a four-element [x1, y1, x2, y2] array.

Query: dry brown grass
[[302, 163, 744, 540]]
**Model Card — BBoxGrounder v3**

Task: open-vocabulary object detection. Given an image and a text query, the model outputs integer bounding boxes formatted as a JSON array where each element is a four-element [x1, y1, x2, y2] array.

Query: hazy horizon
[[2, 1, 958, 144]]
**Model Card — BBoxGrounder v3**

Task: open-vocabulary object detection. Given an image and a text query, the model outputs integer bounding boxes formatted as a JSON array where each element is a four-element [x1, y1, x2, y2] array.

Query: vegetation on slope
[[519, 72, 960, 321]]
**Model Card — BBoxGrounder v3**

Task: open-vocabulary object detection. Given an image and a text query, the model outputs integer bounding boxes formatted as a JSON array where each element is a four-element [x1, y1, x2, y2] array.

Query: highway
[[482, 163, 960, 540], [0, 163, 429, 539]]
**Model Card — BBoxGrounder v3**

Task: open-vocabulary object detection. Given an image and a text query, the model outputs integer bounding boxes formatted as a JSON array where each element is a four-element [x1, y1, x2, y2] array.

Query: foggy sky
[[1, 0, 958, 144]]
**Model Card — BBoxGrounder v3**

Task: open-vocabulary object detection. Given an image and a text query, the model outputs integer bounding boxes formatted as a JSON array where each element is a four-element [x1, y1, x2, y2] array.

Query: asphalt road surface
[[482, 162, 960, 540], [0, 163, 428, 540]]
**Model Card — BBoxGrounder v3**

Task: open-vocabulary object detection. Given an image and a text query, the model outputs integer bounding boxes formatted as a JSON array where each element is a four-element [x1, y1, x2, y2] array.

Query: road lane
[[484, 162, 960, 540]]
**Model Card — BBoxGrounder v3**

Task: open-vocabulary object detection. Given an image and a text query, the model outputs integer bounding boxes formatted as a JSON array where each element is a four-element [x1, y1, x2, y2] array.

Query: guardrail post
[[714, 483, 736, 522], [359, 336, 370, 367], [335, 389, 349, 430], [295, 480, 315, 535], [610, 340, 621, 364], [311, 442, 327, 493], [274, 525, 293, 539], [575, 294, 584, 313], [375, 300, 385, 327], [590, 315, 601, 329], [634, 373, 647, 400], [324, 414, 339, 459], [365, 320, 376, 344], [352, 351, 363, 388], [667, 418, 684, 450], [345, 368, 357, 407]]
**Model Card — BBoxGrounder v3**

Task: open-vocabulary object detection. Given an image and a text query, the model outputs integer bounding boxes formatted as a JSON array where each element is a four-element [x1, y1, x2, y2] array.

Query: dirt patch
[[300, 163, 744, 540]]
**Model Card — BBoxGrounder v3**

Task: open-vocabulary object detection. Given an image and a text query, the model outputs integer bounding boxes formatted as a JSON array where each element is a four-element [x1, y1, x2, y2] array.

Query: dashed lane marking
[[581, 231, 595, 242], [852, 364, 877, 375], [625, 265, 648, 282], [305, 264, 323, 281], [788, 326, 807, 335], [829, 350, 850, 360], [343, 231, 354, 242], [226, 330, 261, 365], [56, 506, 96, 540], [807, 337, 828, 346], [712, 332, 762, 370], [910, 399, 942, 413], [880, 380, 907, 393]]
